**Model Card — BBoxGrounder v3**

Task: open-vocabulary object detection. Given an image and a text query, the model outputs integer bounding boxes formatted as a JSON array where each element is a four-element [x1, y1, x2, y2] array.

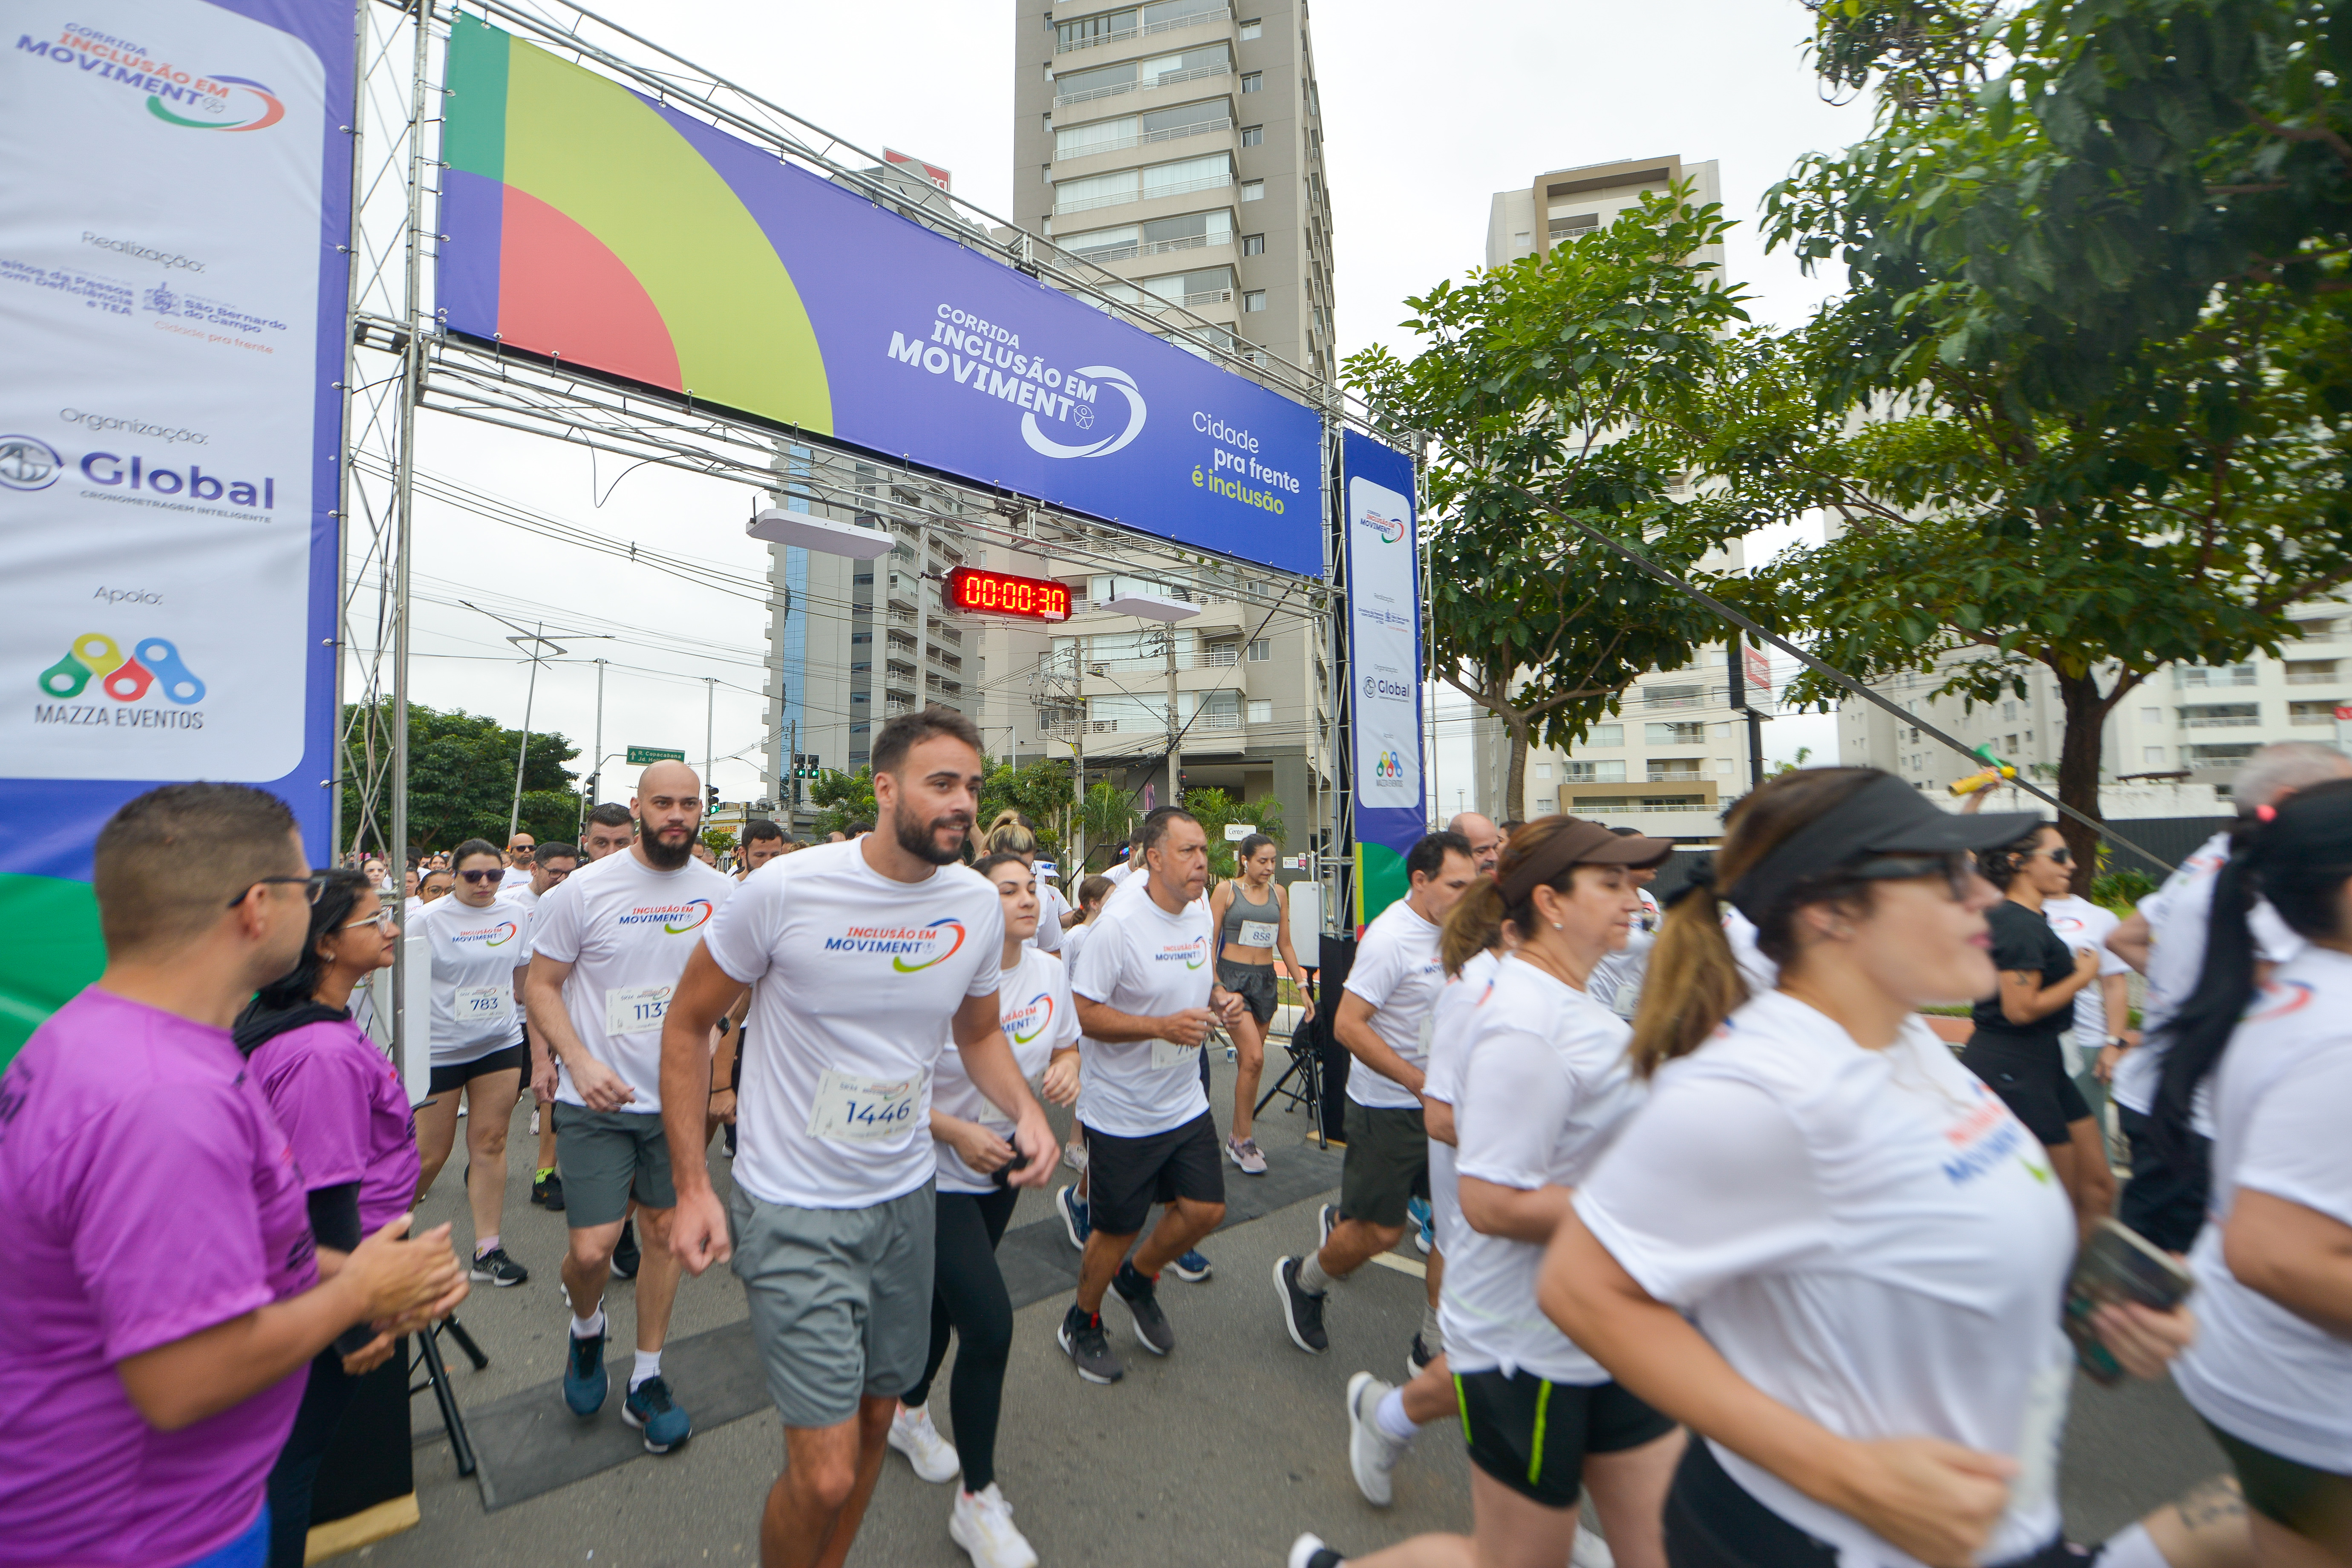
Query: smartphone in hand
[[2064, 1217, 2195, 1385]]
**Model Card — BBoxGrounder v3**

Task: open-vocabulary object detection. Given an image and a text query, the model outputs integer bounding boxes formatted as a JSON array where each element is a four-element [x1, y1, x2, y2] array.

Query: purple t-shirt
[[250, 1017, 421, 1235], [0, 988, 320, 1567]]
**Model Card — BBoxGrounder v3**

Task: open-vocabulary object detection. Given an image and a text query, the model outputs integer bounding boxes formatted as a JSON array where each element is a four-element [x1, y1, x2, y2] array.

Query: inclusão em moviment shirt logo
[[1006, 992, 1055, 1044], [617, 900, 713, 934], [825, 917, 967, 972], [1153, 935, 1208, 970], [16, 26, 285, 131], [450, 919, 520, 948]]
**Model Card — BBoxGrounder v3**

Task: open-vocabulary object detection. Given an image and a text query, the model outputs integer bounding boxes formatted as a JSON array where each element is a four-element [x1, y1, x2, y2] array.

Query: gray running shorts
[[552, 1102, 674, 1228], [729, 1181, 936, 1430]]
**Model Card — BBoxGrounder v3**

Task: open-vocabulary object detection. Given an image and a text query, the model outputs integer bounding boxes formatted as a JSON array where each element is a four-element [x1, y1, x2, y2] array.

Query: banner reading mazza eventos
[[1341, 430, 1424, 927], [435, 14, 1322, 578], [0, 0, 350, 1059]]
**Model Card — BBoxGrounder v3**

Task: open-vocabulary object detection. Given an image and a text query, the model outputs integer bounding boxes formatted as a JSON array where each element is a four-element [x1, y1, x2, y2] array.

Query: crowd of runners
[[3, 716, 2349, 1568]]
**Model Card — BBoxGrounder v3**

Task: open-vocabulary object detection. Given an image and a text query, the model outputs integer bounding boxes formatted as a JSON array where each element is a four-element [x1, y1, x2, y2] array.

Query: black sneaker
[[531, 1172, 565, 1211], [1406, 1332, 1435, 1381], [1057, 1304, 1124, 1384], [1274, 1255, 1329, 1354], [610, 1217, 640, 1280], [1112, 1261, 1174, 1356], [469, 1246, 530, 1287]]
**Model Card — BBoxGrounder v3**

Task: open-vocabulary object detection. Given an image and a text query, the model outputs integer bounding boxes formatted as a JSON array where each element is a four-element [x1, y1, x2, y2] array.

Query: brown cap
[[1498, 815, 1675, 902]]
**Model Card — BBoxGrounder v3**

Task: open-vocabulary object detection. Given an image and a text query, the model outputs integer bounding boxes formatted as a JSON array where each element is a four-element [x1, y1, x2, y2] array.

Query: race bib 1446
[[807, 1068, 925, 1142]]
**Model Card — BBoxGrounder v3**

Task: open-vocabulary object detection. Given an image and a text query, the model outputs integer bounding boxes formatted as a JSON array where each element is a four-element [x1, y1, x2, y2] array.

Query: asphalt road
[[356, 1055, 2226, 1568]]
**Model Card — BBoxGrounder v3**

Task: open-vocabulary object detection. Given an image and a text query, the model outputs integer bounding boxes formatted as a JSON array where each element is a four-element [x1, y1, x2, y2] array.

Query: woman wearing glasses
[[409, 838, 535, 1288], [234, 869, 435, 1568], [1536, 770, 2191, 1568], [1961, 823, 2114, 1232]]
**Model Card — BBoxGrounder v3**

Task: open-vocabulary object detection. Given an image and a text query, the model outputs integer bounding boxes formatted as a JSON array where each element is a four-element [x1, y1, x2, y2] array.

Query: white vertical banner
[[1340, 429, 1424, 925]]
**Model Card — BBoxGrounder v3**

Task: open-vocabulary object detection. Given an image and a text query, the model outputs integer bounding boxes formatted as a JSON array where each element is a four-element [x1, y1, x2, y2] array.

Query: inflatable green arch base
[[0, 875, 107, 1067]]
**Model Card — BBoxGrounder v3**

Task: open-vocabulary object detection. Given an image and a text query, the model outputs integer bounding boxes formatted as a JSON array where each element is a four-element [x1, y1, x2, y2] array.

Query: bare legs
[[762, 1397, 895, 1568]]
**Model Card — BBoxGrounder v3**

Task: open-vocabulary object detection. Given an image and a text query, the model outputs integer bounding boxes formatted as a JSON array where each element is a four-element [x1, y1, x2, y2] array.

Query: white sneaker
[[1345, 1371, 1408, 1507], [1571, 1525, 1617, 1568], [887, 1403, 960, 1484], [949, 1483, 1038, 1568]]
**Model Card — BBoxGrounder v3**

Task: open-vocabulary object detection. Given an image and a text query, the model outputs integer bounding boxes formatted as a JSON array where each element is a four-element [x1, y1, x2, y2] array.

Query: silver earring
[[1553, 921, 1563, 930]]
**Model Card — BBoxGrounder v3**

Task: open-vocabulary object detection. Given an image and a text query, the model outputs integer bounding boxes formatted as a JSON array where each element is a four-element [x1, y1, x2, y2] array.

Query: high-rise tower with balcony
[[1013, 0, 1337, 381]]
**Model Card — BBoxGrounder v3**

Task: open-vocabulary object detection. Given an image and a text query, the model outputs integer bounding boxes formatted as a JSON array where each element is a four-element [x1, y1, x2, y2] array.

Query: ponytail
[[1630, 868, 1747, 1078], [1441, 876, 1505, 977], [985, 810, 1037, 858]]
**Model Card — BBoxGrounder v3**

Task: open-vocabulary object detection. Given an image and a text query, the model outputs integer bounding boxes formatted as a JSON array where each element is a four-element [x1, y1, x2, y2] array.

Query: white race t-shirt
[[1445, 955, 1645, 1385], [409, 894, 532, 1065], [2041, 894, 2127, 1058], [703, 839, 1005, 1209], [1070, 886, 1216, 1138], [2176, 946, 2352, 1471], [1029, 880, 1068, 955], [1588, 889, 1661, 1018], [2114, 832, 2303, 1118], [500, 865, 533, 894], [1341, 897, 1448, 1109], [1723, 905, 1779, 994], [1061, 919, 1094, 976], [1423, 948, 1501, 1260], [529, 850, 735, 1115], [1103, 859, 1134, 887], [934, 947, 1080, 1194], [508, 884, 542, 916], [1574, 990, 2077, 1567]]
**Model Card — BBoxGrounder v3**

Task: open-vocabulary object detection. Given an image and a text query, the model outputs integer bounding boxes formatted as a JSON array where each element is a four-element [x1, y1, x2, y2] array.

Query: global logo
[[1023, 365, 1146, 460], [0, 435, 62, 491], [663, 899, 715, 935], [38, 632, 205, 704], [892, 917, 968, 972], [148, 74, 284, 132], [1008, 991, 1054, 1043], [1358, 508, 1406, 544]]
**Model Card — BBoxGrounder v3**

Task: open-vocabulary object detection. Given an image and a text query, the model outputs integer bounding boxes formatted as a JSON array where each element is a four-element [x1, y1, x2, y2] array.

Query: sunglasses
[[2026, 845, 2073, 865], [457, 868, 502, 884], [1849, 852, 1979, 902], [343, 907, 398, 933], [227, 873, 329, 910]]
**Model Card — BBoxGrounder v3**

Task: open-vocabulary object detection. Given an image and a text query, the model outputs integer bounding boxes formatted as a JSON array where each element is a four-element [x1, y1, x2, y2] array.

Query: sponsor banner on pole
[[435, 16, 1321, 577], [1341, 429, 1424, 928], [0, 0, 351, 1058]]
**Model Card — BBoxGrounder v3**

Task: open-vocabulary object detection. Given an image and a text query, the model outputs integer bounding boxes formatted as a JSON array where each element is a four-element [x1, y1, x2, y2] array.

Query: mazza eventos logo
[[39, 632, 206, 704]]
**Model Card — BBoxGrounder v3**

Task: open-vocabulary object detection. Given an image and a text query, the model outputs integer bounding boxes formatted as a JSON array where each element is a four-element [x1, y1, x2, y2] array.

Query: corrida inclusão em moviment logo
[[14, 26, 285, 131], [1358, 508, 1406, 544]]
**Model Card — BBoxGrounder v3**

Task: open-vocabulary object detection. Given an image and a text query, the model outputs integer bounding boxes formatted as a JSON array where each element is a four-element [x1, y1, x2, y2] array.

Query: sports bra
[[1221, 878, 1281, 952]]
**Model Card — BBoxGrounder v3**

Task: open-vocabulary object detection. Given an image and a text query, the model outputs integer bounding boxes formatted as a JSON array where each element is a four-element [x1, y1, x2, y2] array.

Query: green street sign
[[625, 746, 686, 766]]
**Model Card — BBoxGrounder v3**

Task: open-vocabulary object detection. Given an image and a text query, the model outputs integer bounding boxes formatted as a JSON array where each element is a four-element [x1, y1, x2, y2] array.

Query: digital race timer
[[943, 565, 1072, 622]]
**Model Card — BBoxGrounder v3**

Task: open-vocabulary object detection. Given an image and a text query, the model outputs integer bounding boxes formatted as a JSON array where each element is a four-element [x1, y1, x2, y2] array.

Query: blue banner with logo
[[435, 15, 1322, 577], [1341, 429, 1424, 927], [0, 0, 351, 1060]]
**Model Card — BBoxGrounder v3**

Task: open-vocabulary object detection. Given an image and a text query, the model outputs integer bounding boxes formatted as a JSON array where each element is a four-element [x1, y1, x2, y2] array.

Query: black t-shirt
[[1969, 898, 2075, 1037]]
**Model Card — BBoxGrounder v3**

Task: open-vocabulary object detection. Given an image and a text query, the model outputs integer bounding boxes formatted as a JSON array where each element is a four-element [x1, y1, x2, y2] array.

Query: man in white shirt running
[[1276, 832, 1477, 1368], [1058, 806, 1244, 1384], [659, 709, 1056, 1568], [524, 762, 733, 1455], [501, 833, 537, 893]]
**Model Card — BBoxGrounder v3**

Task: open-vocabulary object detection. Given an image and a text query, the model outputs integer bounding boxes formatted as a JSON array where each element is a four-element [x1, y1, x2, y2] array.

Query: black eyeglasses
[[540, 865, 574, 882], [1849, 852, 1978, 902], [457, 868, 502, 884], [227, 873, 329, 909], [2027, 845, 2073, 865]]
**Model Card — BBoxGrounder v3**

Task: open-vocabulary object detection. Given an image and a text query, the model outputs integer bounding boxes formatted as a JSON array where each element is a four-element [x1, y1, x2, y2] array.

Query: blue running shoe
[[622, 1375, 692, 1453], [1408, 1196, 1434, 1256], [1055, 1185, 1091, 1250], [563, 1329, 608, 1416], [1170, 1248, 1212, 1282]]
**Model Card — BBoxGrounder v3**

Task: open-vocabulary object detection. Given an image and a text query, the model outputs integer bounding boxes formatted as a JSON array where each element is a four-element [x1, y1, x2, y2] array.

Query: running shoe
[[610, 1217, 640, 1280], [469, 1246, 530, 1288], [1274, 1255, 1329, 1354], [1112, 1261, 1174, 1355], [1572, 1528, 1617, 1568], [1169, 1248, 1213, 1283], [1288, 1534, 1346, 1568], [530, 1171, 565, 1211], [1407, 1196, 1433, 1256], [1061, 1137, 1088, 1174], [1406, 1333, 1436, 1381], [621, 1375, 692, 1453], [563, 1329, 608, 1415], [889, 1402, 962, 1484], [1054, 1185, 1091, 1251], [1057, 1304, 1123, 1384], [949, 1483, 1040, 1568], [1318, 1202, 1339, 1251], [1345, 1372, 1408, 1507], [1226, 1135, 1268, 1175]]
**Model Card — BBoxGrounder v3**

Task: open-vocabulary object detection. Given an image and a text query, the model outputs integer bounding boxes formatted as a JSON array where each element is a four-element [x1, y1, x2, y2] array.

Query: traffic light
[[706, 785, 719, 814]]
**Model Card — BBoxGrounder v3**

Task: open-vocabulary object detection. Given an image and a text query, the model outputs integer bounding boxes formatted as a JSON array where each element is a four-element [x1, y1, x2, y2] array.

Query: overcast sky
[[375, 0, 1865, 821]]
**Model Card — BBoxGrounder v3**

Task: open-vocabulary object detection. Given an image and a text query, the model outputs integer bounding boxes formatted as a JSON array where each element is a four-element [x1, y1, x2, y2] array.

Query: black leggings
[[903, 1186, 1021, 1492], [265, 1349, 359, 1568]]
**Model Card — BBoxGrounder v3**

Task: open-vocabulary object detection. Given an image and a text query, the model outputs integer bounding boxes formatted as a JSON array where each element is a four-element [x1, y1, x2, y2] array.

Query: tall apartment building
[[1012, 0, 1338, 380], [1842, 597, 2352, 803], [1467, 155, 1767, 840]]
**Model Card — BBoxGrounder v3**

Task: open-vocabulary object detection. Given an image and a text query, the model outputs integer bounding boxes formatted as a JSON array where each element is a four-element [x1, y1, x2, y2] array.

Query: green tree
[[341, 701, 580, 855], [1346, 190, 1786, 819], [702, 827, 738, 856], [1178, 788, 1288, 882], [978, 756, 1075, 863], [1749, 0, 2352, 882], [810, 767, 877, 842], [1075, 781, 1136, 875]]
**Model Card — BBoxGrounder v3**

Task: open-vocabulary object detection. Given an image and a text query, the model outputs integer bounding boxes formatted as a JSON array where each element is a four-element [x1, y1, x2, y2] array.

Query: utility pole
[[704, 675, 718, 798], [505, 621, 563, 843], [585, 658, 607, 832], [1164, 623, 1182, 812], [1727, 639, 1766, 790]]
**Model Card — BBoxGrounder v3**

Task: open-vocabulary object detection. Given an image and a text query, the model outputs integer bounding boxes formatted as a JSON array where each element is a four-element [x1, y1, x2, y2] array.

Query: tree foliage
[[1179, 787, 1287, 882], [809, 766, 877, 841], [341, 701, 579, 855], [1346, 190, 1790, 818]]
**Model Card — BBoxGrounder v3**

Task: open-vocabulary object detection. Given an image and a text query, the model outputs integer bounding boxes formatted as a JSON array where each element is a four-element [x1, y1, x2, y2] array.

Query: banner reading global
[[0, 0, 350, 1059], [1341, 430, 1424, 927], [436, 15, 1323, 578]]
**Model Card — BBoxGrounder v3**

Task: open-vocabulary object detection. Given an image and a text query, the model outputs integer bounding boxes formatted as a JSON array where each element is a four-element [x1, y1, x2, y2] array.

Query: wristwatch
[[715, 1017, 733, 1038], [2104, 1034, 2129, 1049]]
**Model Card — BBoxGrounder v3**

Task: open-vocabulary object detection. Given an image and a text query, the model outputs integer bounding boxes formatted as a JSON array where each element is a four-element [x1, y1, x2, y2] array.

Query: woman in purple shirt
[[233, 870, 427, 1568]]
